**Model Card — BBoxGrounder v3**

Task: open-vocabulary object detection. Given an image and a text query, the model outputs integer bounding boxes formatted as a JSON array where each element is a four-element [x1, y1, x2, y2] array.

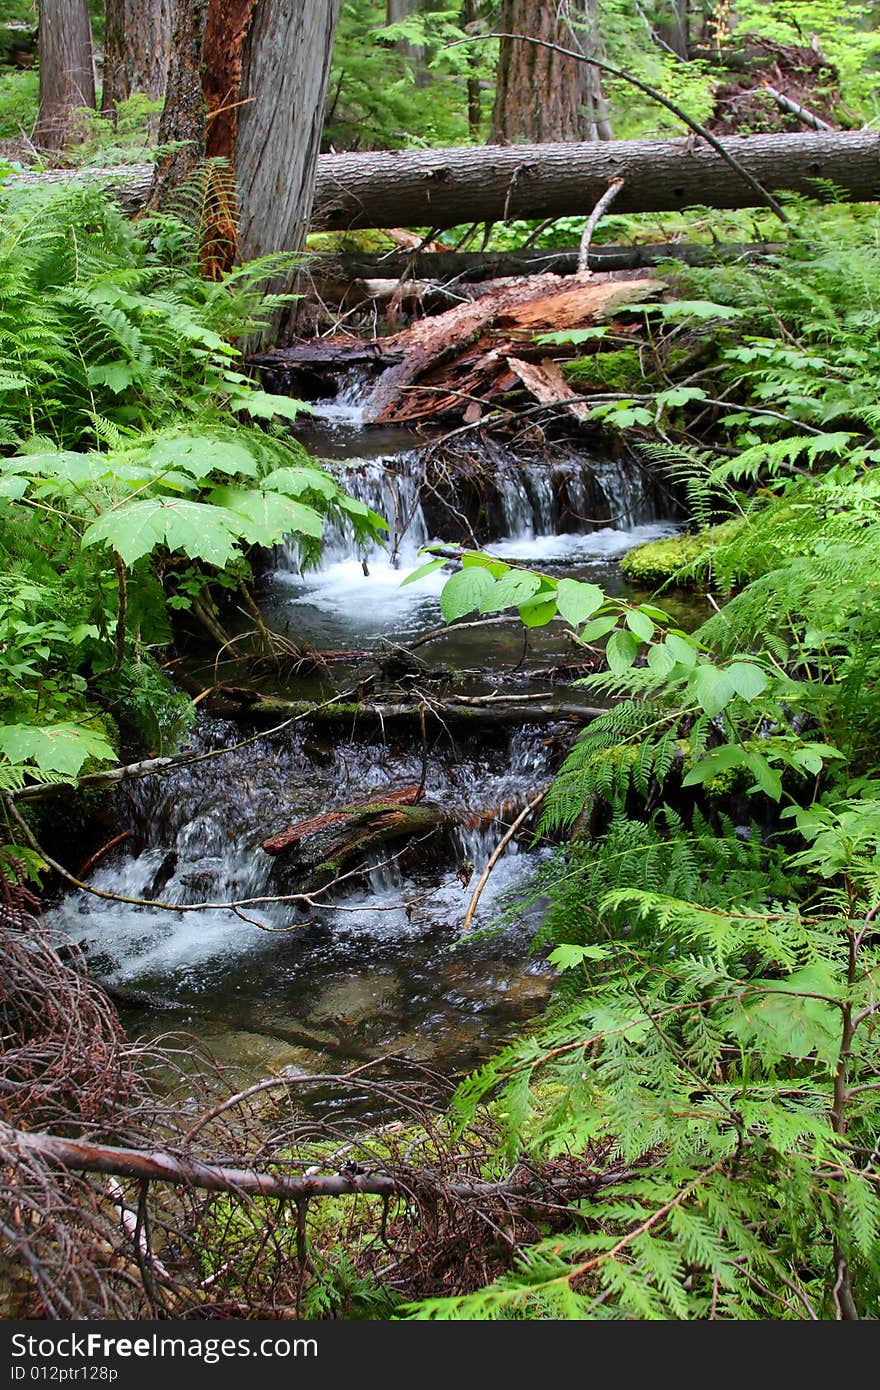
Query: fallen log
[[263, 784, 425, 855], [311, 131, 880, 230], [307, 241, 782, 287], [11, 130, 880, 230], [263, 787, 450, 893], [245, 694, 607, 726]]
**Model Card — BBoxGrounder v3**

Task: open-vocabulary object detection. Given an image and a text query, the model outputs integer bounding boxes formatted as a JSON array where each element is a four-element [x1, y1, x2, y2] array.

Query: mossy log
[[263, 785, 452, 892]]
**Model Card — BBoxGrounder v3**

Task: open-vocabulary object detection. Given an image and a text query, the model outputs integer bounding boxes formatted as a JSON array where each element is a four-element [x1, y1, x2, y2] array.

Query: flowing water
[[49, 406, 684, 1090]]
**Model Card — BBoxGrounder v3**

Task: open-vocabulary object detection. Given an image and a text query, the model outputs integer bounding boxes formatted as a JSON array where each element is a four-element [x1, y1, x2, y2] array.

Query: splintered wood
[[363, 272, 659, 425]]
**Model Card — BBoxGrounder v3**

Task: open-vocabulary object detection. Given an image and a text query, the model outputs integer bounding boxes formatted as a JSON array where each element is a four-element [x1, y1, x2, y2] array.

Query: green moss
[[305, 230, 404, 255], [563, 347, 646, 391], [620, 519, 746, 589]]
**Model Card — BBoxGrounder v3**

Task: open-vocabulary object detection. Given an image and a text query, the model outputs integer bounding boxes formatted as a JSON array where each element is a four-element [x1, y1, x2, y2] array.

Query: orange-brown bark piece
[[262, 785, 425, 856]]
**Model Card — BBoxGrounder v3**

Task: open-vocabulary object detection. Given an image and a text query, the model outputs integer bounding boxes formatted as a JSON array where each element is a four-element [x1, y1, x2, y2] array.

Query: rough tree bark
[[150, 0, 340, 275], [101, 0, 174, 127], [491, 0, 611, 142], [36, 0, 96, 149], [311, 130, 880, 230]]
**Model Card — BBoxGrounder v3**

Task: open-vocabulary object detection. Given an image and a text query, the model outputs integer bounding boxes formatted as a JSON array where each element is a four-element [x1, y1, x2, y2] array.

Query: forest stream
[[47, 396, 692, 1113]]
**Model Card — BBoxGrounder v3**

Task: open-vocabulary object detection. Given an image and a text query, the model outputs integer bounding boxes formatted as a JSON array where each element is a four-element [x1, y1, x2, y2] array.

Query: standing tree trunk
[[462, 0, 482, 139], [101, 0, 174, 132], [234, 0, 340, 266], [491, 0, 611, 143], [37, 0, 95, 149], [150, 0, 339, 290]]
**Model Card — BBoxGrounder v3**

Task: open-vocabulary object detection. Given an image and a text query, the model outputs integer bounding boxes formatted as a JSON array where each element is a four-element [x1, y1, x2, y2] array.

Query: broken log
[[11, 130, 880, 230], [323, 271, 657, 424], [263, 784, 425, 855], [263, 786, 450, 893]]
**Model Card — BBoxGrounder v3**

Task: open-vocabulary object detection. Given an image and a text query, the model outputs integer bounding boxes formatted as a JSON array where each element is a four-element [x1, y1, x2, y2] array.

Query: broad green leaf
[[262, 466, 337, 500], [518, 595, 558, 628], [480, 569, 542, 613], [0, 723, 116, 777], [665, 632, 698, 669], [690, 663, 735, 718], [440, 566, 496, 622], [606, 628, 639, 674], [655, 386, 708, 408], [82, 498, 240, 567], [547, 943, 611, 971], [555, 579, 604, 628], [647, 642, 676, 678], [580, 614, 618, 642], [637, 603, 670, 622], [658, 300, 745, 321], [210, 487, 323, 545], [727, 661, 768, 701], [400, 556, 449, 587], [231, 390, 313, 422], [681, 743, 746, 786], [608, 406, 653, 428], [625, 608, 655, 642], [744, 751, 783, 800], [461, 551, 510, 579], [534, 327, 609, 346], [146, 435, 258, 480]]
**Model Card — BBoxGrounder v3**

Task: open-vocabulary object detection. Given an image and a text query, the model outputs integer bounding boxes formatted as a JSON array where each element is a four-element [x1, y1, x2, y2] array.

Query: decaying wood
[[507, 356, 592, 422], [306, 242, 782, 289], [365, 272, 659, 424], [263, 788, 450, 894], [245, 694, 607, 726], [256, 270, 658, 425], [262, 784, 425, 855], [3, 1120, 634, 1205]]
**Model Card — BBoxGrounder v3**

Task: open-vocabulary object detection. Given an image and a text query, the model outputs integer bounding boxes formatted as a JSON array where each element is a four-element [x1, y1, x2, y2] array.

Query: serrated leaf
[[480, 569, 542, 613], [82, 498, 240, 566], [262, 466, 337, 500], [440, 566, 496, 622], [681, 743, 746, 786], [518, 595, 557, 628], [647, 642, 676, 677], [146, 435, 257, 480], [727, 661, 768, 701], [690, 663, 736, 718], [210, 487, 323, 545], [606, 628, 639, 674], [555, 579, 604, 627], [744, 750, 783, 800], [547, 943, 611, 971], [665, 632, 698, 669], [625, 608, 654, 642], [0, 723, 116, 777], [655, 386, 708, 408], [580, 614, 618, 642], [231, 390, 313, 421]]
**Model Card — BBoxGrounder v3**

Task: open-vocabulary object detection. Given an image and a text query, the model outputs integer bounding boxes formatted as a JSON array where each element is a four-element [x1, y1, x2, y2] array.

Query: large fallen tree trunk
[[311, 131, 880, 230], [13, 130, 880, 228]]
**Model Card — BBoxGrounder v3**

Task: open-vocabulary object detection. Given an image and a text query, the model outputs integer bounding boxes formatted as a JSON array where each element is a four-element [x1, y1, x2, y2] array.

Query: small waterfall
[[280, 447, 430, 575]]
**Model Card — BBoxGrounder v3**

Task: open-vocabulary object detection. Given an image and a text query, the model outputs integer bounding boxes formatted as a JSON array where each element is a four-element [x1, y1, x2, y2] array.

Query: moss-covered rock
[[620, 518, 746, 589]]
